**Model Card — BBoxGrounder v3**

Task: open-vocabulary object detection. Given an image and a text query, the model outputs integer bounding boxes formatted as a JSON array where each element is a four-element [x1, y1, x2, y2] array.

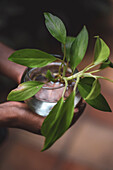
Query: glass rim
[[26, 62, 65, 90], [21, 56, 78, 91]]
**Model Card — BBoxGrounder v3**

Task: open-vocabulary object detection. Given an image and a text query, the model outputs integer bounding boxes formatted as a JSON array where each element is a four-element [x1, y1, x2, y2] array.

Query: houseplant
[[7, 12, 113, 151]]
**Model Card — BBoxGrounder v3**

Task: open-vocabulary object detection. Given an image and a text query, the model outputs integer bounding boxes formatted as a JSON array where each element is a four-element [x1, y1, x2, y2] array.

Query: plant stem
[[62, 44, 66, 76], [62, 61, 110, 84], [63, 64, 66, 77], [84, 63, 100, 72], [74, 76, 80, 92], [62, 78, 68, 97], [65, 60, 69, 75], [57, 58, 65, 63], [65, 62, 98, 81], [89, 69, 101, 74], [66, 61, 69, 68], [59, 44, 66, 75], [65, 70, 84, 81], [63, 44, 66, 63], [83, 63, 93, 72], [96, 76, 113, 83]]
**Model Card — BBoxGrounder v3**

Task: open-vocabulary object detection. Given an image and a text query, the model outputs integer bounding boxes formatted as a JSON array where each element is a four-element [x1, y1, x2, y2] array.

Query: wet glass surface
[[22, 62, 81, 116]]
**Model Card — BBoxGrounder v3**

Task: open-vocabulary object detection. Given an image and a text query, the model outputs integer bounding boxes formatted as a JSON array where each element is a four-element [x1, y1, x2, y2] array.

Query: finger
[[0, 101, 45, 134]]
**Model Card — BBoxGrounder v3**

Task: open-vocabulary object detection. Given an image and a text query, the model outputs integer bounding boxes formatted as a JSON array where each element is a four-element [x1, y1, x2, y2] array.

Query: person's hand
[[0, 42, 86, 134], [0, 101, 45, 134], [0, 42, 46, 134], [0, 101, 86, 134], [0, 42, 26, 84]]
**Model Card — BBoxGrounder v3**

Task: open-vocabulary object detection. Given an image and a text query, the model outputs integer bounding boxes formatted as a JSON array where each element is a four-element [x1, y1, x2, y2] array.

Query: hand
[[0, 42, 26, 84], [0, 101, 45, 134], [0, 42, 86, 135], [0, 101, 86, 134], [0, 43, 45, 134]]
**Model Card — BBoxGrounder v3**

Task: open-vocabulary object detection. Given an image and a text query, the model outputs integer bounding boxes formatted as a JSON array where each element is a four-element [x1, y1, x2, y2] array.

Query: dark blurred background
[[1, 0, 113, 170], [0, 0, 112, 51]]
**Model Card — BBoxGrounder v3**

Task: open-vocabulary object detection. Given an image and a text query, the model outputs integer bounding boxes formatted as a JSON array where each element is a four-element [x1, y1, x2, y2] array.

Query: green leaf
[[100, 59, 111, 69], [79, 77, 95, 85], [100, 59, 113, 69], [7, 81, 44, 101], [94, 37, 110, 64], [70, 26, 88, 71], [109, 61, 113, 68], [44, 12, 66, 44], [46, 70, 55, 82], [8, 49, 56, 68], [78, 81, 92, 99], [41, 91, 75, 151], [78, 78, 111, 112], [85, 79, 101, 100], [86, 94, 112, 112], [61, 36, 76, 62], [41, 97, 64, 137]]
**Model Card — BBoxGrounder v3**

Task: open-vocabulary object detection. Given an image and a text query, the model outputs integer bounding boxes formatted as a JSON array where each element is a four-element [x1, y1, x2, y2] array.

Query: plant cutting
[[7, 12, 113, 151]]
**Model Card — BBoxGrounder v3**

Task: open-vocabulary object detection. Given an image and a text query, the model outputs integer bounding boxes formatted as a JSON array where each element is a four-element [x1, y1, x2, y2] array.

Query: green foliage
[[44, 12, 66, 44], [41, 91, 75, 151], [41, 97, 64, 150], [85, 78, 101, 100], [109, 61, 113, 68], [61, 36, 76, 62], [46, 70, 55, 82], [86, 94, 111, 112], [100, 59, 113, 69], [8, 12, 113, 151], [94, 37, 110, 64], [8, 49, 56, 68], [70, 26, 88, 71], [78, 77, 111, 112], [7, 81, 44, 101]]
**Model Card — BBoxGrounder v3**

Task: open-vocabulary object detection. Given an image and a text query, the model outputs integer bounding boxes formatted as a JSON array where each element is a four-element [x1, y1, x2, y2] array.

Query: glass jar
[[21, 60, 81, 117]]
